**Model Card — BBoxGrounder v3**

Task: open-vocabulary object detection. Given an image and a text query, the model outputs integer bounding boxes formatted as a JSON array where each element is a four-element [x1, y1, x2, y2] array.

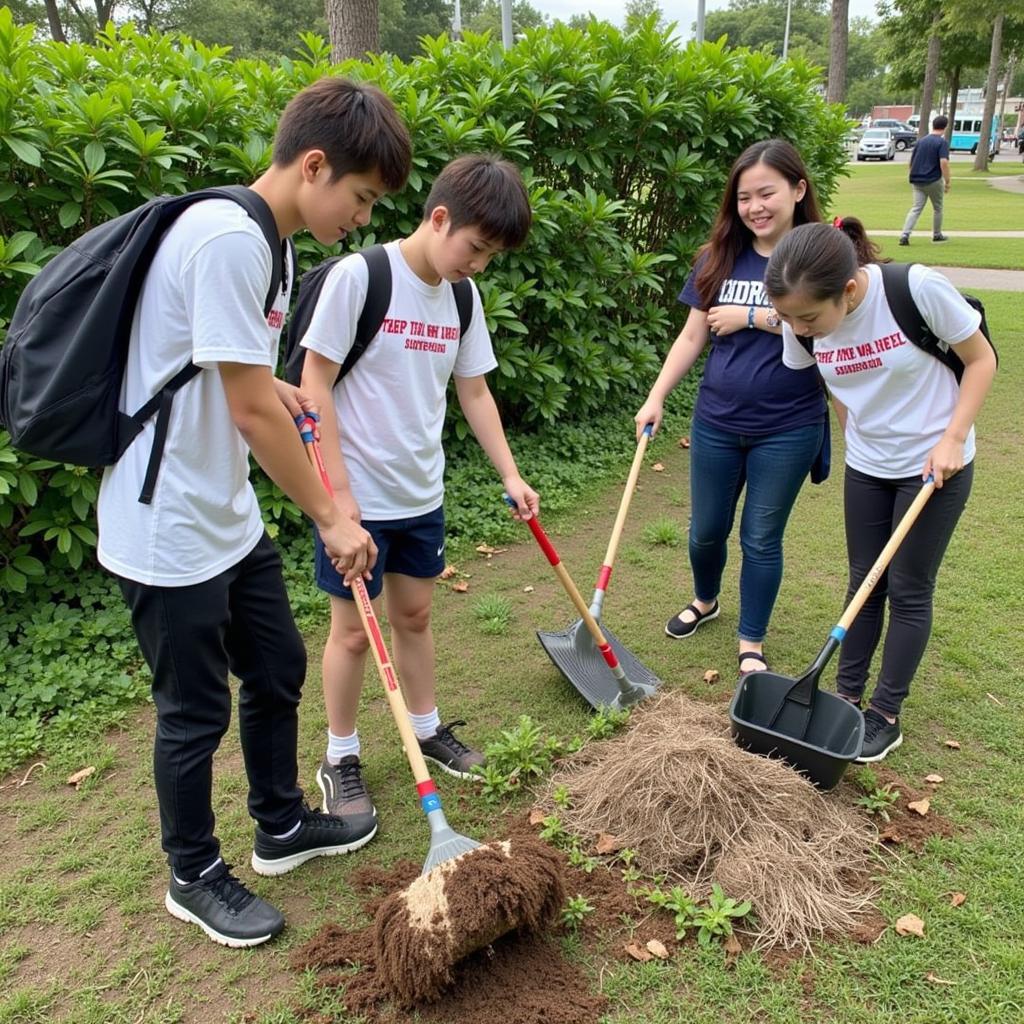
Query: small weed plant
[[644, 882, 753, 944], [471, 593, 513, 636], [560, 894, 595, 932], [641, 517, 685, 548], [854, 766, 900, 822], [644, 885, 700, 939]]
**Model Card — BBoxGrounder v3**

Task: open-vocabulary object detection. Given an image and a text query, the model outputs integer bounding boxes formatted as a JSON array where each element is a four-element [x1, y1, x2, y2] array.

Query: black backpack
[[879, 262, 997, 383], [282, 244, 474, 387], [0, 185, 288, 504]]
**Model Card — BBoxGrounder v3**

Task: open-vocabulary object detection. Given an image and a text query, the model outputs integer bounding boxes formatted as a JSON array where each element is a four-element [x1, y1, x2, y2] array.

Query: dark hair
[[932, 115, 949, 131], [694, 139, 822, 307], [832, 215, 883, 264], [424, 154, 532, 249], [273, 77, 411, 192], [765, 222, 858, 303]]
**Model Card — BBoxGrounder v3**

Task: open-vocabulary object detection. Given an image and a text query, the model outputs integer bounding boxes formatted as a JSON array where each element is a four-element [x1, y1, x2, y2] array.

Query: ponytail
[[832, 215, 883, 265]]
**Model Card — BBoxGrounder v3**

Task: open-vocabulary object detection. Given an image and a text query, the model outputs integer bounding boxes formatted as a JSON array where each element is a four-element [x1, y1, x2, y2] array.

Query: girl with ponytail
[[764, 220, 997, 762]]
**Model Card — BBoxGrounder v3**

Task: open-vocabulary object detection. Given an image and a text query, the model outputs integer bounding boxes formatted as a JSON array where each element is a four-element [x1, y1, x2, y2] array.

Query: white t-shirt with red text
[[300, 241, 496, 518], [97, 200, 292, 586], [781, 263, 981, 479]]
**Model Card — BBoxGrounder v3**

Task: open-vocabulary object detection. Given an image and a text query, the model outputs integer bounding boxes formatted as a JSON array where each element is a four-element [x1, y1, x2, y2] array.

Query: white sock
[[174, 856, 223, 885], [271, 820, 301, 841], [326, 729, 360, 765], [409, 707, 441, 740]]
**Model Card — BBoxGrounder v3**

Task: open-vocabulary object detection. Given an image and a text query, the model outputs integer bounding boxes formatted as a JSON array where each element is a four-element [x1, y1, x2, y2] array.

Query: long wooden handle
[[600, 425, 652, 575], [835, 480, 936, 633], [300, 424, 433, 787]]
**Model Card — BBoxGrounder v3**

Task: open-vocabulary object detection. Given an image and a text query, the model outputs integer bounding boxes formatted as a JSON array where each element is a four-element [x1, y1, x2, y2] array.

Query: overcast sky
[[532, 0, 882, 38]]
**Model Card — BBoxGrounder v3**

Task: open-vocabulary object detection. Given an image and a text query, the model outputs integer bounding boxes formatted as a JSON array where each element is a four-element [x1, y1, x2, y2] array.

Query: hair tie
[[832, 216, 844, 229]]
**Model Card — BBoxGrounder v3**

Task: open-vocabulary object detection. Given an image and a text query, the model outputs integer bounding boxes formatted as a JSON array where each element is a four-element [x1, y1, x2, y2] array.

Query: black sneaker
[[855, 708, 903, 763], [251, 801, 377, 877], [932, 233, 949, 242], [165, 861, 284, 948], [316, 755, 377, 835], [418, 720, 485, 779], [665, 600, 720, 639], [898, 235, 910, 246]]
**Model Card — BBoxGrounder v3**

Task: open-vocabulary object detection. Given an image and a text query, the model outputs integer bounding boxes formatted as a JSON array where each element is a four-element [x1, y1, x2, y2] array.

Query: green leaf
[[84, 140, 106, 174], [4, 136, 41, 166], [58, 202, 82, 229]]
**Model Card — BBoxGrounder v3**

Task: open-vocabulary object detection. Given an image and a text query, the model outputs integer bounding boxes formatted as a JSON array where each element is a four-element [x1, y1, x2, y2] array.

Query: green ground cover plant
[[874, 236, 1024, 270], [0, 289, 1020, 1023]]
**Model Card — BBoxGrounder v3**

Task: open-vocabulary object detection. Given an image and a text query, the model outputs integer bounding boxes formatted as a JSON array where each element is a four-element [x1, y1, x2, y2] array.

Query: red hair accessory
[[833, 216, 844, 229]]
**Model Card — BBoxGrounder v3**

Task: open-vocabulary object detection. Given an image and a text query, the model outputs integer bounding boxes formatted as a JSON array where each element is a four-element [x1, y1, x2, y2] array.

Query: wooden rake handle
[[835, 479, 936, 635], [297, 416, 435, 789], [599, 424, 653, 583]]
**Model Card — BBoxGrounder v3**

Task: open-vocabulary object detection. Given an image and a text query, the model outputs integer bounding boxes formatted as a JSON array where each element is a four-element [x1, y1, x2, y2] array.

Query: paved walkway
[[871, 229, 1024, 237], [934, 266, 1024, 291]]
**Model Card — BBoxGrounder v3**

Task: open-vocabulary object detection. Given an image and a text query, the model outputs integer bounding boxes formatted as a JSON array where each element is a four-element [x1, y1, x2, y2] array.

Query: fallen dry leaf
[[944, 739, 961, 750], [475, 544, 497, 555], [723, 933, 742, 966], [528, 807, 546, 826], [950, 892, 967, 908], [703, 669, 721, 685], [67, 766, 96, 789], [645, 939, 670, 959], [439, 564, 457, 580], [895, 913, 926, 938], [908, 798, 931, 817], [926, 972, 956, 986], [652, 462, 665, 473], [523, 585, 534, 593], [451, 581, 470, 593], [985, 692, 1004, 707], [879, 826, 904, 845], [924, 774, 944, 785], [594, 833, 625, 855], [678, 436, 690, 448], [625, 942, 653, 962]]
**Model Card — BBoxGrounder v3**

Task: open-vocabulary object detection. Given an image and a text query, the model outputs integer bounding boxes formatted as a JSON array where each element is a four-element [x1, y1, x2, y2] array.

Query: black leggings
[[836, 464, 972, 717], [118, 533, 306, 879]]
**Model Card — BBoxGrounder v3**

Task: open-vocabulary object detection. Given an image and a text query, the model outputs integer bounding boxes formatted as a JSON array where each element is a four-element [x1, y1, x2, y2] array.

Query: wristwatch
[[765, 308, 781, 328]]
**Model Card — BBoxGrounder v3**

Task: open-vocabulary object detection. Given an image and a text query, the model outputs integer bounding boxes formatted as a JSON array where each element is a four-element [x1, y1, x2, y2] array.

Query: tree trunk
[[826, 0, 849, 104], [325, 0, 379, 62], [997, 54, 1017, 150], [973, 12, 1004, 171], [945, 66, 961, 147], [43, 0, 67, 41], [918, 13, 941, 140]]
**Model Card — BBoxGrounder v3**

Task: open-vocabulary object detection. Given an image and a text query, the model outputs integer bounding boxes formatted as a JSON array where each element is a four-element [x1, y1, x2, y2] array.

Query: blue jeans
[[688, 418, 824, 642]]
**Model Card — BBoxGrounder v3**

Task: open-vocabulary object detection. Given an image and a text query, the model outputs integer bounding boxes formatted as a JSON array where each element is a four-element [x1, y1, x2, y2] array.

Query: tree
[[624, 0, 663, 33], [702, 0, 830, 67], [827, 0, 849, 102], [380, 0, 449, 61], [325, 0, 378, 61], [460, 0, 546, 37], [973, 11, 1003, 169]]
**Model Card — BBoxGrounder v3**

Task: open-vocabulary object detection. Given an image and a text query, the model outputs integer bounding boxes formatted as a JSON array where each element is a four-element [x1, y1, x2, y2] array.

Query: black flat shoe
[[665, 600, 720, 639]]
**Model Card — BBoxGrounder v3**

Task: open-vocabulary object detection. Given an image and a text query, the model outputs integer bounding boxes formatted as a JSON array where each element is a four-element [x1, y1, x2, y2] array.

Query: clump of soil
[[537, 691, 878, 950], [293, 834, 605, 1024]]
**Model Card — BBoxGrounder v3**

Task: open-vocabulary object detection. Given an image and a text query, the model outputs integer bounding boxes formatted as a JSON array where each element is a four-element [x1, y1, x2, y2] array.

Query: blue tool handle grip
[[642, 423, 653, 437]]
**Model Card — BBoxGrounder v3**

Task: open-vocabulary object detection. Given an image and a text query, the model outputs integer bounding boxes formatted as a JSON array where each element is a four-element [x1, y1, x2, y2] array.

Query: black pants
[[836, 464, 972, 716], [118, 533, 306, 879]]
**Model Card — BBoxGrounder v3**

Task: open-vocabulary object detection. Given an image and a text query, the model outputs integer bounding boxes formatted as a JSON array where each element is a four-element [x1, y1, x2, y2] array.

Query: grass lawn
[[1, 294, 1022, 1023], [831, 163, 1024, 236], [874, 236, 1024, 271]]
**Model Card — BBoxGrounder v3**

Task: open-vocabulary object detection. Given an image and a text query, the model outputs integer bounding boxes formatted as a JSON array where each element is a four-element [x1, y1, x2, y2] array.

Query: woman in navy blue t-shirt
[[635, 140, 827, 677]]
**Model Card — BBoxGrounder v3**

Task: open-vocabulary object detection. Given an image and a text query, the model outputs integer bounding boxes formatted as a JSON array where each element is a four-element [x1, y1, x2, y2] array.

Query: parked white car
[[857, 128, 896, 161]]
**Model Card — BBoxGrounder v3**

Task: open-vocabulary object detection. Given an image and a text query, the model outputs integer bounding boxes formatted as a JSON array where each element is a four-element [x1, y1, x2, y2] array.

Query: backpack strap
[[338, 244, 393, 378], [877, 262, 926, 346], [452, 278, 474, 338], [133, 185, 288, 504]]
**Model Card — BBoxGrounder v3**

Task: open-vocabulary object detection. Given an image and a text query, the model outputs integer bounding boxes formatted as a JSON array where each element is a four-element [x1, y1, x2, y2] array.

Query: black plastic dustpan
[[731, 480, 935, 789]]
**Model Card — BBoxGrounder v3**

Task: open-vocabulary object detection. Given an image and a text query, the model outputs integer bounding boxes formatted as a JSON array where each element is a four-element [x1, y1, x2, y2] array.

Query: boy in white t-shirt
[[765, 220, 996, 764], [96, 78, 411, 947], [299, 155, 539, 827]]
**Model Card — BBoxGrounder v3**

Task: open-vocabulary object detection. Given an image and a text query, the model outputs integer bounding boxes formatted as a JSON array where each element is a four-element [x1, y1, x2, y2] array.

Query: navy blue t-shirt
[[679, 247, 825, 435], [908, 133, 949, 184]]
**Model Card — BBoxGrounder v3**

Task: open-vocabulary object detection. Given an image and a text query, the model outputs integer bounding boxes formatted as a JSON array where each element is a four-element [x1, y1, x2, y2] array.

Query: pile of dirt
[[537, 691, 879, 950]]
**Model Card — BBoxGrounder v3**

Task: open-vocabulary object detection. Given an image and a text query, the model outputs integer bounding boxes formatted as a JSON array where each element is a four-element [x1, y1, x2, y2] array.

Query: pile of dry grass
[[540, 691, 877, 950]]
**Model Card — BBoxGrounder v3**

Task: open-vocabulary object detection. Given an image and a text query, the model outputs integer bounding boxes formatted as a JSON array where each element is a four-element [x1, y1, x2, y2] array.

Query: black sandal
[[738, 651, 769, 677], [664, 600, 720, 639]]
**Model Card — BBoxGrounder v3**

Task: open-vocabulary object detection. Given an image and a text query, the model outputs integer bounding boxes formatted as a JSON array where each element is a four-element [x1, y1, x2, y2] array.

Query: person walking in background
[[634, 140, 828, 680], [765, 220, 996, 762], [899, 115, 951, 246]]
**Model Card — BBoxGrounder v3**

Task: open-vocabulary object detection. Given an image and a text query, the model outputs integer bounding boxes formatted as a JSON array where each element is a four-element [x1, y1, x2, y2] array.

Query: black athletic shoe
[[251, 801, 377, 877], [418, 720, 485, 779], [932, 233, 949, 242], [316, 755, 377, 836], [898, 235, 910, 246], [165, 861, 284, 948], [855, 708, 903, 763]]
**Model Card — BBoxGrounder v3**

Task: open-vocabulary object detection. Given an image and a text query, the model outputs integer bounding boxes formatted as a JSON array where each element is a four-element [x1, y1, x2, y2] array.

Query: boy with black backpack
[[296, 155, 538, 830], [89, 78, 411, 946]]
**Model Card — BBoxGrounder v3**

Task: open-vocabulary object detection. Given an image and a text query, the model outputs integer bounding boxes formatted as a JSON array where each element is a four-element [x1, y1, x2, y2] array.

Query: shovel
[[730, 478, 935, 789], [506, 495, 659, 711]]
